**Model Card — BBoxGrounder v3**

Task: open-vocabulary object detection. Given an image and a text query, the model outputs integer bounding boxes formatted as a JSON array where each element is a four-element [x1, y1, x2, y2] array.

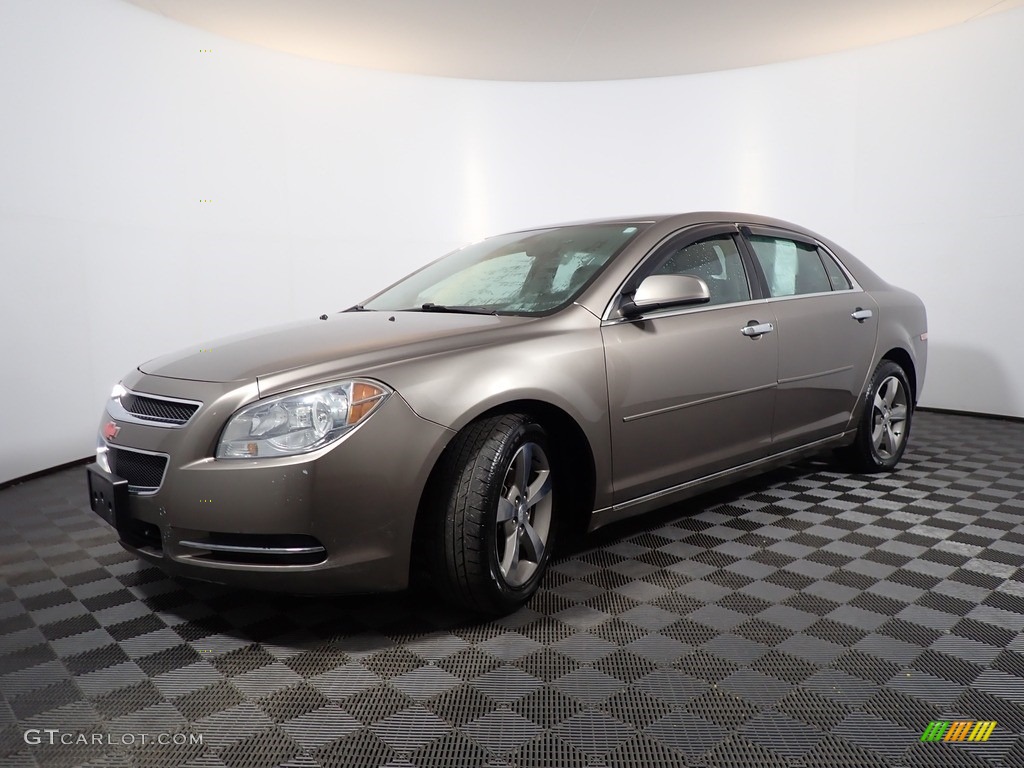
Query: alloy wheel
[[495, 441, 553, 587], [871, 375, 909, 460]]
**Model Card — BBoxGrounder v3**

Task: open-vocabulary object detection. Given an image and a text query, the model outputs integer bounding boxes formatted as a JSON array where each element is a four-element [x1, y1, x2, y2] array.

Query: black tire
[[845, 360, 914, 472], [429, 413, 557, 614]]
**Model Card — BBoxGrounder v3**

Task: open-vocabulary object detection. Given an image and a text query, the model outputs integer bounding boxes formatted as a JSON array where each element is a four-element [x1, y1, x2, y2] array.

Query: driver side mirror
[[620, 274, 711, 318]]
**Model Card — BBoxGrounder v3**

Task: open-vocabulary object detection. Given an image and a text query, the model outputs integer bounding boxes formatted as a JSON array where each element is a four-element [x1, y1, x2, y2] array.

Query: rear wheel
[[845, 360, 913, 472], [430, 413, 556, 614]]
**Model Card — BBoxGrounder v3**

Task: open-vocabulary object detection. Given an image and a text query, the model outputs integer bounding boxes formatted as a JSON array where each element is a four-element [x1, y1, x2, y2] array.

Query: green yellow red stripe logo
[[920, 721, 997, 742]]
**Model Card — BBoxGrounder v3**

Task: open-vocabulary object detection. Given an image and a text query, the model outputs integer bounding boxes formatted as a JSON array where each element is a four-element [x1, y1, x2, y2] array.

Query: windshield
[[363, 223, 646, 315]]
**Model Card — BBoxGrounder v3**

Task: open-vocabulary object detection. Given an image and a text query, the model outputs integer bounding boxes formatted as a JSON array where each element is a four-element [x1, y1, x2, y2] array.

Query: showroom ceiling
[[123, 0, 1023, 81]]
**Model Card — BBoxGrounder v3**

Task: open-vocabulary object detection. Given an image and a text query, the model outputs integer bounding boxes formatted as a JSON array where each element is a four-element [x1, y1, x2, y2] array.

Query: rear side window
[[749, 236, 831, 297], [819, 248, 853, 290]]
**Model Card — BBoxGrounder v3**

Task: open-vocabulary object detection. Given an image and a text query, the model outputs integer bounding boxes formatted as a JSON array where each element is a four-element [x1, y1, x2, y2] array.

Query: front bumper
[[90, 371, 453, 593]]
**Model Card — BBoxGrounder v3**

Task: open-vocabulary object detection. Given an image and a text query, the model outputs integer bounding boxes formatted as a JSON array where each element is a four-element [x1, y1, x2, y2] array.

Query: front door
[[603, 227, 778, 505]]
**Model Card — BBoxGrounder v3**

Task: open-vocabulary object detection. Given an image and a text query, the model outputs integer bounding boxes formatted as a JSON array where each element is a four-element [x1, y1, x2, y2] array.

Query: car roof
[[509, 212, 885, 294], [504, 212, 821, 237]]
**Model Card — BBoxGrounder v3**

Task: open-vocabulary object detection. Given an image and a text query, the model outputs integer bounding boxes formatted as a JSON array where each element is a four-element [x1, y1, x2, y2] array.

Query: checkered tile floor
[[2, 411, 1023, 767]]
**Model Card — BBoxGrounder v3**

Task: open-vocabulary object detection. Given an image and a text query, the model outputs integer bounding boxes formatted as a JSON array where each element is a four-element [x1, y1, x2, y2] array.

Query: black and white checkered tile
[[2, 411, 1023, 767]]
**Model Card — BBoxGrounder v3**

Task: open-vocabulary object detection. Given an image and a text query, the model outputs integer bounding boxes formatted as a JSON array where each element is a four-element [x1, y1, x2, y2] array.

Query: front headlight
[[96, 433, 111, 473], [95, 382, 125, 471], [216, 379, 390, 459]]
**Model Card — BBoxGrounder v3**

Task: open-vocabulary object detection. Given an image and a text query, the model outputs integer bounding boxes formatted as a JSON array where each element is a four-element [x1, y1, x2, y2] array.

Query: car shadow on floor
[[573, 456, 844, 553], [147, 454, 854, 645]]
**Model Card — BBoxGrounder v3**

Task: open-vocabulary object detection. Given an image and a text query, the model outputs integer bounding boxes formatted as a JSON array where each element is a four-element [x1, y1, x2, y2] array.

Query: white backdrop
[[2, 0, 1022, 484]]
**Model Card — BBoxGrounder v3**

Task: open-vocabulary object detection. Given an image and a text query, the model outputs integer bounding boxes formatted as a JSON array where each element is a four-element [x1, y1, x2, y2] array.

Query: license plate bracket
[[87, 464, 129, 530]]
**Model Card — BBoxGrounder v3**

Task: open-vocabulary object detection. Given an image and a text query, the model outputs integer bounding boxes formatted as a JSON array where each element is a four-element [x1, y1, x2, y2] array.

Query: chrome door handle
[[851, 308, 873, 322], [741, 322, 774, 337]]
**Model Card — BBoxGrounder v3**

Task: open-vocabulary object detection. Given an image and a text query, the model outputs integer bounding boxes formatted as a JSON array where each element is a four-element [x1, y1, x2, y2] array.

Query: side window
[[749, 236, 832, 297], [819, 248, 853, 290], [653, 235, 751, 306]]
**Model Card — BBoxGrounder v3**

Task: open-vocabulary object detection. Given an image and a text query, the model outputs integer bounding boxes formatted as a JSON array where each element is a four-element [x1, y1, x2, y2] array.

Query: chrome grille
[[109, 447, 168, 493], [120, 393, 199, 425]]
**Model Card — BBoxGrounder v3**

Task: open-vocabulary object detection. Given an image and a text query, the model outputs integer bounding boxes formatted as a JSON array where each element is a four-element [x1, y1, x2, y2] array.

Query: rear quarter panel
[[870, 285, 929, 403]]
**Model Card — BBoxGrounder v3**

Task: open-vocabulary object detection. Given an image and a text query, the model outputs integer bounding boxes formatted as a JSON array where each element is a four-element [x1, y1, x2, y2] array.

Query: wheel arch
[[411, 398, 597, 574], [880, 347, 917, 403]]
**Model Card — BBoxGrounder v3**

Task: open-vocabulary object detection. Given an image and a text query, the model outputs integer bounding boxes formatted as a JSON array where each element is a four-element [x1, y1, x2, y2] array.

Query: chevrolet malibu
[[87, 213, 927, 614]]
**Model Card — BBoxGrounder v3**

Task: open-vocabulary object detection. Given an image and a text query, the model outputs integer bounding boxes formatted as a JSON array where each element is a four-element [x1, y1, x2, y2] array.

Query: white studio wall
[[1, 0, 1022, 484]]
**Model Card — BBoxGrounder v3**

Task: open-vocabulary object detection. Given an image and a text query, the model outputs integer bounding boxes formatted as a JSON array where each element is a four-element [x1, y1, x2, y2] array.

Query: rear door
[[741, 226, 878, 448], [602, 225, 778, 504]]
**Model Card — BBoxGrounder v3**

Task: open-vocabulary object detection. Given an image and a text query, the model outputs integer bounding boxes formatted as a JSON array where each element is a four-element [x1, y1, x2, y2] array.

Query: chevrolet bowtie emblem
[[103, 421, 121, 441]]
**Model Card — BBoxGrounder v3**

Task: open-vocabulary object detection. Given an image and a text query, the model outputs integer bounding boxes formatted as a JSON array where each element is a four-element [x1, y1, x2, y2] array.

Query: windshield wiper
[[345, 304, 372, 312], [417, 303, 498, 315]]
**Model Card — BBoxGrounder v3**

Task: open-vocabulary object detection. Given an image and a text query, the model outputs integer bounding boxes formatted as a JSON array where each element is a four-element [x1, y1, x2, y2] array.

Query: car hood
[[138, 311, 536, 386]]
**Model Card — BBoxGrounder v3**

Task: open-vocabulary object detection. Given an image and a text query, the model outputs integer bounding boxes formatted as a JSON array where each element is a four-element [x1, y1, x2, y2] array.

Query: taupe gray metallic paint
[[103, 212, 927, 592]]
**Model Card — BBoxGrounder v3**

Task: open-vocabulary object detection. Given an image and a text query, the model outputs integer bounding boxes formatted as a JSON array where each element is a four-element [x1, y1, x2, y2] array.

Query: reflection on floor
[[1, 411, 1023, 767]]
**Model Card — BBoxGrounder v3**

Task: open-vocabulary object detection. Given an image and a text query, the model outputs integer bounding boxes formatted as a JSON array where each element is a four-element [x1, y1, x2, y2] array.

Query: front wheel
[[430, 413, 557, 614], [845, 360, 913, 472]]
